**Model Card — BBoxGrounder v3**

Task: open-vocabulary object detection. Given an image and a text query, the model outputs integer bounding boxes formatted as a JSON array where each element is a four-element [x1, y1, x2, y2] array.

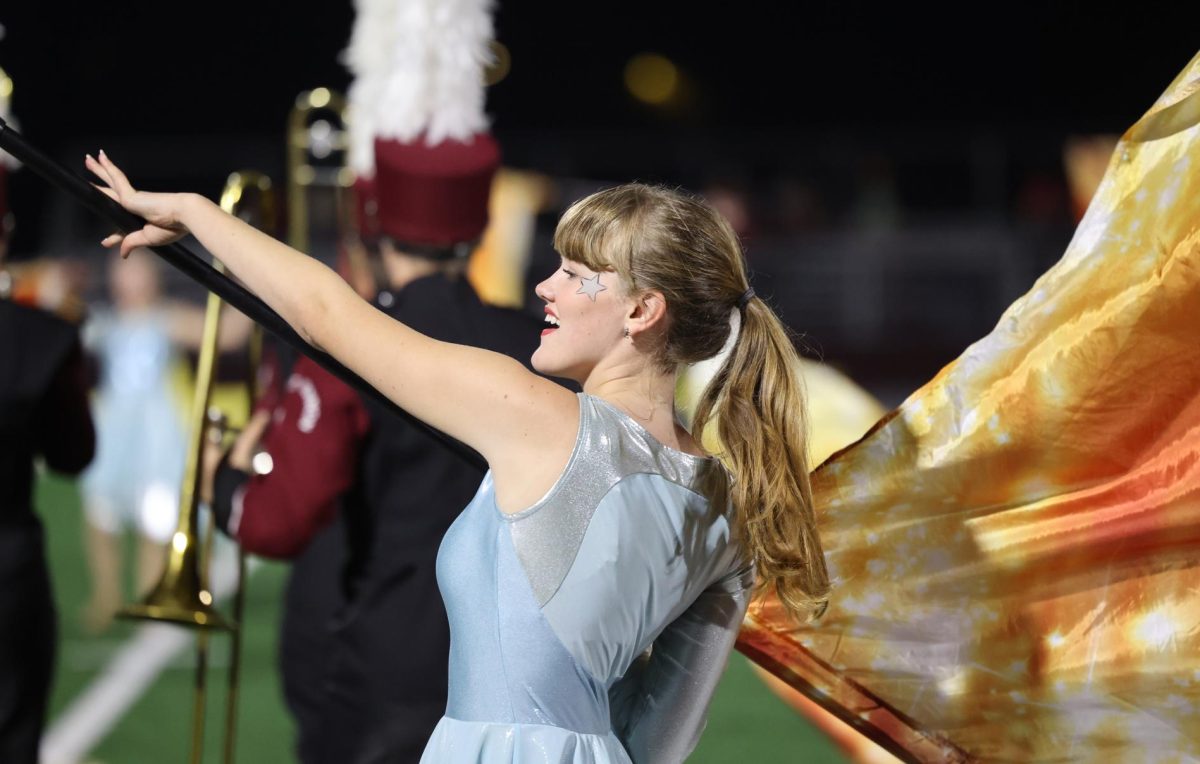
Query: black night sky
[[1, 1, 1198, 250], [4, 4, 1196, 138]]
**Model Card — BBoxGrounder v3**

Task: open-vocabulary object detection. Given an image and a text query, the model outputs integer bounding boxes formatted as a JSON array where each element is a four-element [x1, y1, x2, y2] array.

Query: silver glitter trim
[[506, 393, 720, 606]]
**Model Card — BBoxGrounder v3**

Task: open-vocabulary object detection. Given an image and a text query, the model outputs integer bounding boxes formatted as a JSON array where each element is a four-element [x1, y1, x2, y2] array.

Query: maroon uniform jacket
[[222, 353, 369, 559]]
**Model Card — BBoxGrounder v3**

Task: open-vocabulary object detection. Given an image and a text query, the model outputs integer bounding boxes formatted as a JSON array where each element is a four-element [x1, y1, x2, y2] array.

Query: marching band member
[[0, 90, 95, 763]]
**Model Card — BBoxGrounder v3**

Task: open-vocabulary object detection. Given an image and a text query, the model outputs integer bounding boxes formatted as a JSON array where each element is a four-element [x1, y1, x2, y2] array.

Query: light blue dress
[[423, 393, 754, 763], [81, 309, 185, 539]]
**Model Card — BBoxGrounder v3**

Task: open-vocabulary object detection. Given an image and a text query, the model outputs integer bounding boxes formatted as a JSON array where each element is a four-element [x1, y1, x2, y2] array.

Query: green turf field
[[37, 473, 846, 763]]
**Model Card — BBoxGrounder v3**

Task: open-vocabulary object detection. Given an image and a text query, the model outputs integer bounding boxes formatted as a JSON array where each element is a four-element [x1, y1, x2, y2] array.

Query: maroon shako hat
[[372, 132, 499, 258]]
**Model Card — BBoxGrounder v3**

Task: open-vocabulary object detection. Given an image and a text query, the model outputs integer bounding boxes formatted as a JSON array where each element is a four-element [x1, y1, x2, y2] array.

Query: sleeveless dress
[[81, 308, 185, 542], [422, 393, 754, 763]]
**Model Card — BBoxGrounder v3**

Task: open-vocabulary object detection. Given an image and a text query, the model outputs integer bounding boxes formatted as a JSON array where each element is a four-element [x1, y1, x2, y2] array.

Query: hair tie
[[736, 287, 756, 310]]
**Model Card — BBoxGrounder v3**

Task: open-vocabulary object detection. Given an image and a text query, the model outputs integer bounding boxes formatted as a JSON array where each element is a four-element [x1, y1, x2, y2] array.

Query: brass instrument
[[286, 87, 352, 254], [118, 170, 276, 764]]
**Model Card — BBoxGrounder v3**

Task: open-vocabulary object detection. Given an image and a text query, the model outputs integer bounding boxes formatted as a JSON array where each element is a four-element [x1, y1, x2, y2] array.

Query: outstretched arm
[[87, 152, 575, 471]]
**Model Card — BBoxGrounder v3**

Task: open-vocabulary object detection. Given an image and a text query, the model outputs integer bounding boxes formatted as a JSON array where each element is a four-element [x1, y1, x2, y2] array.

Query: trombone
[[286, 87, 353, 254], [117, 170, 276, 764]]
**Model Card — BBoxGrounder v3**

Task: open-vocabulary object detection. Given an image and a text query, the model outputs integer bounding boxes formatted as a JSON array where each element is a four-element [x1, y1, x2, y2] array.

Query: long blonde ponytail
[[693, 300, 829, 622], [555, 182, 829, 624]]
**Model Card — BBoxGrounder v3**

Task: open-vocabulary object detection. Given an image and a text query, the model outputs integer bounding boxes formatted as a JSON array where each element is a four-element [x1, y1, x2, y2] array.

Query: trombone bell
[[117, 529, 233, 630]]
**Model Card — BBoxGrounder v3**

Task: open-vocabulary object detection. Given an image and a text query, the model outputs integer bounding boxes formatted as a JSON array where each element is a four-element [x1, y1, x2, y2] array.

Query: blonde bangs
[[552, 187, 646, 282]]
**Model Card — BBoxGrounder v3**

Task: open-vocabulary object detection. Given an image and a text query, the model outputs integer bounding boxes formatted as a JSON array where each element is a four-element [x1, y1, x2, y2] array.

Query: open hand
[[86, 150, 191, 257]]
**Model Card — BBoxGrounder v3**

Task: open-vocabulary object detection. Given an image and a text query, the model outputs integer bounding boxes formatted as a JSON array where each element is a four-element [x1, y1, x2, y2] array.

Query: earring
[[623, 327, 631, 338]]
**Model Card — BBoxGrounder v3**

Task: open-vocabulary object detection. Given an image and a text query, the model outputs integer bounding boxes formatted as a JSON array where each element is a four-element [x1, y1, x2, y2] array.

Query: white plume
[[343, 0, 494, 175], [374, 0, 435, 143], [344, 0, 401, 175], [424, 0, 493, 145]]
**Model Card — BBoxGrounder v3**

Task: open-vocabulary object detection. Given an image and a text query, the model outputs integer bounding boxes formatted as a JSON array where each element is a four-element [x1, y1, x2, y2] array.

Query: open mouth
[[542, 312, 560, 336]]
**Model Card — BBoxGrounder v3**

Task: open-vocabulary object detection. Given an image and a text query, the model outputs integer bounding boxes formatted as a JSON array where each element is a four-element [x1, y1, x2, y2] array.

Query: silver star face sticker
[[576, 273, 608, 301]]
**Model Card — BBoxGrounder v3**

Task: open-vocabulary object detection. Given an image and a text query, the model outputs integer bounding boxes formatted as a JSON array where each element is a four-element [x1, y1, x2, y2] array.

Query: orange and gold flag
[[738, 51, 1200, 763]]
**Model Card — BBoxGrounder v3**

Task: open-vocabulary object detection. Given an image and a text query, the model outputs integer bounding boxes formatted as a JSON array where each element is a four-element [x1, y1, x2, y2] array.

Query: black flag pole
[[0, 116, 486, 471]]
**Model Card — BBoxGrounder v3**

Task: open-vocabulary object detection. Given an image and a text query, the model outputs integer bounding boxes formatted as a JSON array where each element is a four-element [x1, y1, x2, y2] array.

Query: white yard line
[[40, 554, 255, 764]]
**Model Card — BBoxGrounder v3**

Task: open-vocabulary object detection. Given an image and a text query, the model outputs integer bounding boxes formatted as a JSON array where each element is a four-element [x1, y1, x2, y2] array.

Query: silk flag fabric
[[735, 51, 1200, 763]]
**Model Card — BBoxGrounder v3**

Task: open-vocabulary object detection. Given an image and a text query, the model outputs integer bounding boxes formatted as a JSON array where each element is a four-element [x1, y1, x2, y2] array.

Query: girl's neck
[[585, 367, 704, 456], [584, 361, 672, 410]]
